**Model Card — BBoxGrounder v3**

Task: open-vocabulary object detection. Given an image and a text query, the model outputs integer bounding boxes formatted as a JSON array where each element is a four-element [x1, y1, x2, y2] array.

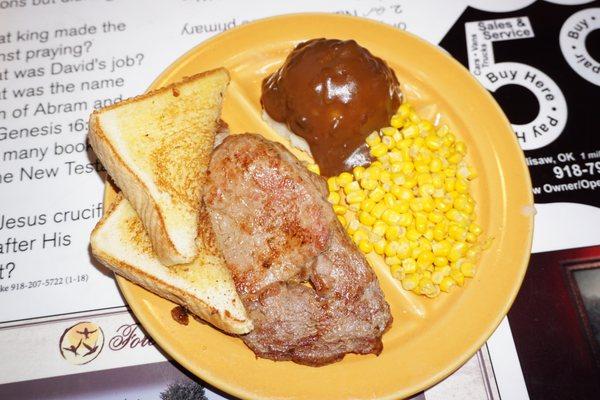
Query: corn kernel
[[333, 205, 347, 215], [425, 135, 442, 150], [394, 201, 410, 214], [352, 229, 369, 245], [381, 136, 394, 149], [385, 225, 402, 241], [436, 125, 449, 137], [382, 209, 401, 225], [418, 278, 436, 296], [371, 203, 387, 219], [359, 198, 375, 213], [353, 166, 366, 181], [391, 186, 411, 201], [431, 173, 444, 188], [423, 229, 434, 241], [360, 178, 378, 191], [347, 219, 360, 235], [415, 213, 428, 233], [448, 242, 466, 262], [401, 161, 415, 175], [469, 223, 482, 236], [327, 191, 340, 205], [337, 172, 354, 187], [404, 175, 417, 188], [440, 276, 455, 292], [384, 241, 399, 257], [448, 152, 463, 164], [432, 240, 451, 257], [373, 239, 386, 255], [431, 270, 445, 284], [358, 211, 376, 226], [417, 251, 434, 268], [402, 258, 417, 274], [422, 197, 435, 212], [460, 262, 475, 278], [396, 239, 411, 258], [450, 270, 465, 286], [449, 225, 467, 241], [369, 187, 386, 202], [327, 177, 339, 192], [343, 181, 361, 195], [402, 273, 419, 290], [429, 157, 443, 172], [381, 126, 398, 137], [402, 125, 418, 138], [434, 256, 448, 267], [387, 256, 402, 266], [406, 229, 421, 241], [346, 190, 366, 204], [383, 193, 396, 208], [455, 178, 468, 194], [358, 239, 373, 253], [390, 114, 404, 128], [337, 215, 347, 226], [390, 263, 404, 280], [370, 143, 388, 158], [379, 170, 392, 184], [466, 232, 477, 243], [365, 131, 381, 147], [372, 221, 387, 237], [307, 163, 320, 174]]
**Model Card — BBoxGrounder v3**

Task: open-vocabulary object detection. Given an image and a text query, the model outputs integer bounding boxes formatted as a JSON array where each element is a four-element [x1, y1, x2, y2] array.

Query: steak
[[203, 133, 392, 366]]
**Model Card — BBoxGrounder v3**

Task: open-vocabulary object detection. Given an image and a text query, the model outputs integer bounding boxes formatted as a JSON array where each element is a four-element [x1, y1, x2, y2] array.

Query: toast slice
[[89, 68, 229, 265], [91, 193, 253, 334]]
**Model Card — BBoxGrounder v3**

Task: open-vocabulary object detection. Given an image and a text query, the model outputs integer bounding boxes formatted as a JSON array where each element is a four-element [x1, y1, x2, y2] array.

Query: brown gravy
[[171, 306, 189, 326], [261, 38, 401, 176]]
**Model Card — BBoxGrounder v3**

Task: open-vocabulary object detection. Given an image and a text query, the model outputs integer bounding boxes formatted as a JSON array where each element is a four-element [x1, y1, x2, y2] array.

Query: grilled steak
[[203, 133, 392, 366]]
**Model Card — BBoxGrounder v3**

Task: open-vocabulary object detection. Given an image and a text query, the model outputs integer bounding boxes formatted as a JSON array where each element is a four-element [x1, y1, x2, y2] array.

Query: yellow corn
[[333, 205, 347, 215], [327, 191, 340, 205], [346, 190, 366, 204], [358, 239, 373, 253], [324, 101, 487, 298], [353, 166, 366, 181], [327, 177, 339, 192], [358, 211, 376, 227], [307, 163, 320, 174], [365, 131, 381, 147]]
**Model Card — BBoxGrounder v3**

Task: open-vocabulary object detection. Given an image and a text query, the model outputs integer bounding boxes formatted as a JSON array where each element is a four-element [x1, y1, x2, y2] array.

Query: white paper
[[0, 1, 558, 398]]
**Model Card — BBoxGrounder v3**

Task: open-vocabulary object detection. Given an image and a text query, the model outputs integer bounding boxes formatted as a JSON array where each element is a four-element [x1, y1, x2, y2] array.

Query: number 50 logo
[[464, 8, 599, 150]]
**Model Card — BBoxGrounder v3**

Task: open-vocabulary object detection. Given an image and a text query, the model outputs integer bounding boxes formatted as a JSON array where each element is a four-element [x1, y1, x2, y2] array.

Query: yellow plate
[[105, 13, 534, 400]]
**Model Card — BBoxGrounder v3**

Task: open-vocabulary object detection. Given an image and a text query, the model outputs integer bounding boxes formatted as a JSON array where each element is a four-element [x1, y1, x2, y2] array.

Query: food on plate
[[89, 68, 230, 266], [327, 102, 487, 298], [90, 193, 252, 334], [89, 68, 252, 334], [261, 38, 401, 177], [203, 133, 392, 366]]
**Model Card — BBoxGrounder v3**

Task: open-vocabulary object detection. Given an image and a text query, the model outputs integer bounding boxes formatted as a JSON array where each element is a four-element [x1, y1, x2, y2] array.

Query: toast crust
[[89, 68, 230, 266]]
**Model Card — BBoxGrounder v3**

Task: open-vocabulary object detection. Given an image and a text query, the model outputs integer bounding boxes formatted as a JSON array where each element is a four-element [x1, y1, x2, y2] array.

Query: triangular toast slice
[[91, 193, 252, 334], [89, 68, 229, 265]]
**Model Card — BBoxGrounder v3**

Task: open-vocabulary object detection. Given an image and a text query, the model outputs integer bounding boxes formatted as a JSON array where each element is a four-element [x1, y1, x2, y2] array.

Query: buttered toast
[[89, 68, 229, 266], [91, 193, 252, 334]]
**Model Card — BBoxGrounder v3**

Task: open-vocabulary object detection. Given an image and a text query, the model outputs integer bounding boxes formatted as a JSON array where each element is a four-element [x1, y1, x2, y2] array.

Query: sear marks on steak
[[203, 133, 392, 366]]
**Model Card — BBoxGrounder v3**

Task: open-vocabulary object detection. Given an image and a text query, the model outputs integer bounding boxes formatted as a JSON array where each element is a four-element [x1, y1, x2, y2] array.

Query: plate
[[105, 13, 534, 400]]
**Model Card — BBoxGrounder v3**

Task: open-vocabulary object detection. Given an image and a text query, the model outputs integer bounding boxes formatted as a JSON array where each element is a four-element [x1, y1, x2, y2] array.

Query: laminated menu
[[1, 0, 598, 399]]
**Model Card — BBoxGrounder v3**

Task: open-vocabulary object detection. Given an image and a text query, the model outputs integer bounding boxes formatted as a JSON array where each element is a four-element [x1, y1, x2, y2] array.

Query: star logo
[[59, 322, 104, 365]]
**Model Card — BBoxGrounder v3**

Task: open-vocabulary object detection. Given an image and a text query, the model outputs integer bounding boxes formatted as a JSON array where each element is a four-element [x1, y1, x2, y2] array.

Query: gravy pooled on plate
[[261, 38, 401, 176]]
